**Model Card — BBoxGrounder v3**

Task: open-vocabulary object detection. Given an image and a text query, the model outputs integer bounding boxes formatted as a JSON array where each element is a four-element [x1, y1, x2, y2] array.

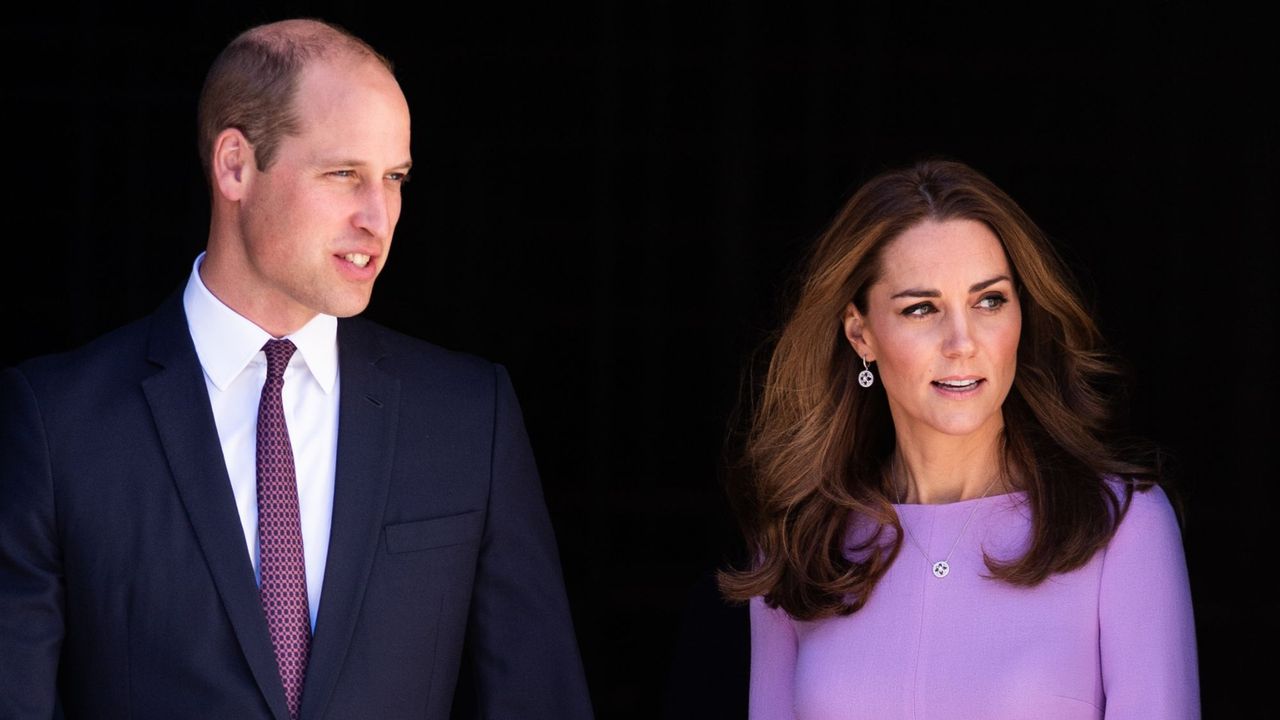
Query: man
[[0, 19, 593, 719]]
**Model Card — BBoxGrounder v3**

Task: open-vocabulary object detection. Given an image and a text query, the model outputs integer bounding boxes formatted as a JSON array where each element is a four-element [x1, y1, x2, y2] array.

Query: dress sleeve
[[1098, 484, 1199, 719], [749, 595, 798, 720]]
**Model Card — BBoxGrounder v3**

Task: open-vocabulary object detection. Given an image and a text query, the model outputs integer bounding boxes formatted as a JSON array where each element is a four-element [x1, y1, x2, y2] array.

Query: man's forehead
[[296, 56, 398, 103], [289, 58, 407, 126], [276, 58, 410, 167]]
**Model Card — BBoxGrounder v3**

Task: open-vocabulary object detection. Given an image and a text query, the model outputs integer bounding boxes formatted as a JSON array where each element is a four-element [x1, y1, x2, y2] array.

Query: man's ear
[[842, 302, 875, 361], [211, 128, 255, 203]]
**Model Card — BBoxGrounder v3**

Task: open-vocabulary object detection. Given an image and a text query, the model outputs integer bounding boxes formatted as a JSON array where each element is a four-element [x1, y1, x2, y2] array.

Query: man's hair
[[196, 18, 393, 181]]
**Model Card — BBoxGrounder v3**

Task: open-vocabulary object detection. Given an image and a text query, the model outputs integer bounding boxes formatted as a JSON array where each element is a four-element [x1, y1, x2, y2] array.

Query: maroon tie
[[257, 339, 310, 719]]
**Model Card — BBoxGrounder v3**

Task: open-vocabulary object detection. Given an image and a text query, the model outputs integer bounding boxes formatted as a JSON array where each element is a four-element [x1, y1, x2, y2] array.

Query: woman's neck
[[890, 424, 1007, 505]]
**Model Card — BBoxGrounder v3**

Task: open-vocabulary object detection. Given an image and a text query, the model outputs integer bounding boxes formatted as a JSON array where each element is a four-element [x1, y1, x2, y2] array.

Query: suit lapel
[[301, 319, 400, 720], [140, 292, 293, 720]]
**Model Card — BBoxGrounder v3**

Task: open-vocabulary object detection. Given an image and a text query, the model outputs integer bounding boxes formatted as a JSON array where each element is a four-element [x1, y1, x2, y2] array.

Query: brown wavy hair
[[719, 159, 1160, 621]]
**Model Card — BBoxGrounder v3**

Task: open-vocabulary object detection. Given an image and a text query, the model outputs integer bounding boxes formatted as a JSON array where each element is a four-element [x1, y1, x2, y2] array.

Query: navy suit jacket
[[0, 291, 593, 719]]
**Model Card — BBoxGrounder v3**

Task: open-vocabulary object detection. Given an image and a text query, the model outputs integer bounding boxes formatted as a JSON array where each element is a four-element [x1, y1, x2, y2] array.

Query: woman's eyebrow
[[889, 275, 1012, 300], [969, 275, 1012, 293]]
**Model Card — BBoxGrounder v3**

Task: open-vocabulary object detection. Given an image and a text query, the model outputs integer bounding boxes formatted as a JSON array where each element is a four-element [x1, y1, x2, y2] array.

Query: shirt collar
[[182, 252, 339, 394]]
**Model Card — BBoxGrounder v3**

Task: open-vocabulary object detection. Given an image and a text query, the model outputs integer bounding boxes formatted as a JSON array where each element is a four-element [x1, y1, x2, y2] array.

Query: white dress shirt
[[182, 253, 339, 630]]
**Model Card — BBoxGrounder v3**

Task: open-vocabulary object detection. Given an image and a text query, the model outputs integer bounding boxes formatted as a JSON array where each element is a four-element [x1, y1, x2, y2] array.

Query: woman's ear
[[843, 302, 874, 361]]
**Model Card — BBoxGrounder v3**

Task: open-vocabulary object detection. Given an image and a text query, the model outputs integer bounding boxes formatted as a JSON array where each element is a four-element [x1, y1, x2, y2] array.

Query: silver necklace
[[894, 466, 1000, 579]]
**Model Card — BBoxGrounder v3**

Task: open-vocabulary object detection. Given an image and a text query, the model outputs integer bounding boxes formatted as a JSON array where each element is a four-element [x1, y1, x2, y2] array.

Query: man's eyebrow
[[889, 275, 1012, 300], [315, 158, 414, 170], [316, 157, 364, 167]]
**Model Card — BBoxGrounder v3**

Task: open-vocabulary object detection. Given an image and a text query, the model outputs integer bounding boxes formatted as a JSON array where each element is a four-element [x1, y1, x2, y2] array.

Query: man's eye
[[387, 172, 410, 184], [902, 303, 935, 317], [329, 170, 356, 178]]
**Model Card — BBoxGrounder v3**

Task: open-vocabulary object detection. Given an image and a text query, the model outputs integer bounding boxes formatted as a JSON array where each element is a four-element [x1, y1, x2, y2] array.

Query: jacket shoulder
[[12, 312, 158, 396], [340, 316, 504, 392]]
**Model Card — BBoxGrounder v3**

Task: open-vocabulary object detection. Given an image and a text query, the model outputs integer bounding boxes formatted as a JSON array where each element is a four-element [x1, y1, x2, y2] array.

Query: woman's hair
[[719, 159, 1160, 621]]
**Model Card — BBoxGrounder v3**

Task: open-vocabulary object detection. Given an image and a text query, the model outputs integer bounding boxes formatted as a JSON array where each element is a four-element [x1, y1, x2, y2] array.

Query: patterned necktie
[[257, 339, 310, 719]]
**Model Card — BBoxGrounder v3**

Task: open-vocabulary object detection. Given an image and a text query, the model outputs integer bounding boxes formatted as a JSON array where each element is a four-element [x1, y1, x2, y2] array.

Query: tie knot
[[262, 339, 297, 380]]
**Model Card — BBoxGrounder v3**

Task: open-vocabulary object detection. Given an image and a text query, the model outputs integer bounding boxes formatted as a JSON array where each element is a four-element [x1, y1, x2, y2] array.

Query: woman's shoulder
[[1101, 476, 1184, 558], [1103, 474, 1176, 518]]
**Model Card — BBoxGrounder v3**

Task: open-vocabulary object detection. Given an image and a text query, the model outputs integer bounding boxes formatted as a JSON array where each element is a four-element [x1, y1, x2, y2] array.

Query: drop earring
[[858, 355, 875, 388]]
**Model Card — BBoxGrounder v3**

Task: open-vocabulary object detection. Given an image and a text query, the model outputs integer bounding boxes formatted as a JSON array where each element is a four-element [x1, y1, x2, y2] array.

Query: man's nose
[[353, 182, 393, 238]]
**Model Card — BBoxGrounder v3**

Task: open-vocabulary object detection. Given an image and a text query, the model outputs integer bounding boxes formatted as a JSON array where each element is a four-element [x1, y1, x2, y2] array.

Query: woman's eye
[[976, 293, 1007, 310], [902, 303, 935, 317]]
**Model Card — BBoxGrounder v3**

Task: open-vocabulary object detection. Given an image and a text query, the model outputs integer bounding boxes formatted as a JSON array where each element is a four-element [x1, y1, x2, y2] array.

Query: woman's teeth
[[933, 379, 980, 389]]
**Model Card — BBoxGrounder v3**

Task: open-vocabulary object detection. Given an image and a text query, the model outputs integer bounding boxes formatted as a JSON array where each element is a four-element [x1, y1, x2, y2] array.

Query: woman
[[720, 160, 1198, 719]]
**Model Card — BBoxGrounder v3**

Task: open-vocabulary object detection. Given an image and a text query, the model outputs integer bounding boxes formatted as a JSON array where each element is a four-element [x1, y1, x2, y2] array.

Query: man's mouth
[[342, 253, 371, 268]]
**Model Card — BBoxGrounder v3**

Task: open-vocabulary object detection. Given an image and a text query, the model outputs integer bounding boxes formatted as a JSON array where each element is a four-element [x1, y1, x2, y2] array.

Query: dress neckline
[[893, 490, 1028, 510]]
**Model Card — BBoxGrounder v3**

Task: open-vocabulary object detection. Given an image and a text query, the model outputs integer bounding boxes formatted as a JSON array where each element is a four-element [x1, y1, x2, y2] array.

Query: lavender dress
[[749, 484, 1199, 719]]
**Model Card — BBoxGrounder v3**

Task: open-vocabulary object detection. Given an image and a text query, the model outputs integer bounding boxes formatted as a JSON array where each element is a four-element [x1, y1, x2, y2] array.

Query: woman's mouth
[[931, 378, 985, 395]]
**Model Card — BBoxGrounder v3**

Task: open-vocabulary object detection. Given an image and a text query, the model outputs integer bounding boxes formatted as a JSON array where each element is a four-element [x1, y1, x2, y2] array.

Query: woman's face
[[844, 218, 1022, 443]]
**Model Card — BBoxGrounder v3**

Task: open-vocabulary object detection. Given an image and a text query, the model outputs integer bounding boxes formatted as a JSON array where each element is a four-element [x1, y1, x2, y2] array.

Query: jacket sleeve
[[0, 367, 64, 718], [1099, 485, 1200, 719], [464, 364, 593, 718], [749, 595, 798, 720]]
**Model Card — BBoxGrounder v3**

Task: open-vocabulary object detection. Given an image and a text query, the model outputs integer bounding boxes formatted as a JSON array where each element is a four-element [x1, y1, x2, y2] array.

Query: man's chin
[[321, 294, 374, 319]]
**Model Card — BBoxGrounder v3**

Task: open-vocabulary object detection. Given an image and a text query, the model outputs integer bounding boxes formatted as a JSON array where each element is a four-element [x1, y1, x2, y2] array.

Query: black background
[[4, 1, 1275, 716]]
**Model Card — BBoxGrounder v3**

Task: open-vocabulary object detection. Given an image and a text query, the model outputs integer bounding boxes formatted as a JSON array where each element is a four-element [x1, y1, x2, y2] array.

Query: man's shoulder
[[4, 303, 177, 432], [339, 316, 504, 392], [12, 310, 160, 392]]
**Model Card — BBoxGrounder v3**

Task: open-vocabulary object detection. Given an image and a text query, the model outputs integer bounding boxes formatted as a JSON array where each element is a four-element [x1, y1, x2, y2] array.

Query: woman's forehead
[[875, 219, 1011, 290]]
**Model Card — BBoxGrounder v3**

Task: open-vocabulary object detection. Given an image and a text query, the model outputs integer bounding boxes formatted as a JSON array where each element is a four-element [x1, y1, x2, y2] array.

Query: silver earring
[[858, 355, 875, 388]]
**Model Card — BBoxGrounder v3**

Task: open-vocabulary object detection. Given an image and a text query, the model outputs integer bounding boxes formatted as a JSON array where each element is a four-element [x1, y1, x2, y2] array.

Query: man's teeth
[[935, 379, 979, 388], [344, 253, 371, 268]]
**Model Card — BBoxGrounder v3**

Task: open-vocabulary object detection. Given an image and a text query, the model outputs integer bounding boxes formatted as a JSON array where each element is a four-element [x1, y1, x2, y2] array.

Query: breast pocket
[[384, 511, 484, 554]]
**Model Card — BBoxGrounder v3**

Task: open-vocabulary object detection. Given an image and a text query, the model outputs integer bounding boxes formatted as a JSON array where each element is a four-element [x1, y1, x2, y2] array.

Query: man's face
[[235, 57, 411, 332]]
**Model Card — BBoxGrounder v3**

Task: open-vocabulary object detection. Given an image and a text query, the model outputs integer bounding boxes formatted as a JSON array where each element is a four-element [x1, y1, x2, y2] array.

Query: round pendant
[[858, 370, 874, 388], [932, 560, 950, 578]]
